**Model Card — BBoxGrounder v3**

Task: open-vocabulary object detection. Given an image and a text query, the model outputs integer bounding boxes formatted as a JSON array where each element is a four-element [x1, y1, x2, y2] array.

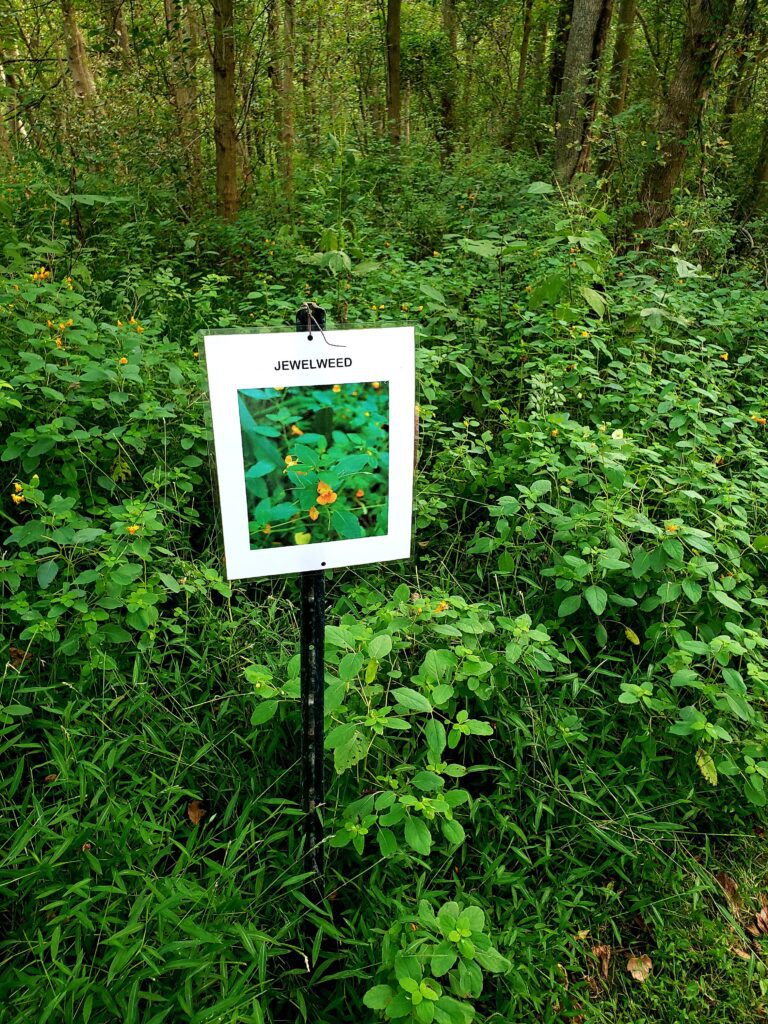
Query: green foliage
[[1, 150, 768, 1024]]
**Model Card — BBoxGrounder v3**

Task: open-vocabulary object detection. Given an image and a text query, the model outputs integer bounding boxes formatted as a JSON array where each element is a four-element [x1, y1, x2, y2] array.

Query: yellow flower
[[119, 356, 128, 365], [371, 381, 380, 389], [551, 429, 559, 437], [117, 320, 123, 327], [12, 493, 24, 505], [719, 352, 729, 361], [126, 524, 140, 535], [13, 482, 22, 493], [433, 251, 440, 257], [401, 303, 409, 311], [263, 523, 272, 535], [284, 455, 299, 468], [309, 505, 319, 521], [378, 304, 385, 310], [364, 411, 370, 417], [665, 523, 679, 533], [581, 330, 590, 338], [129, 317, 137, 325], [46, 320, 54, 328], [290, 423, 304, 436], [435, 600, 449, 613], [55, 337, 63, 349], [611, 429, 624, 440], [332, 385, 341, 393], [352, 390, 358, 396], [136, 325, 144, 333], [193, 351, 199, 358], [752, 415, 766, 425]]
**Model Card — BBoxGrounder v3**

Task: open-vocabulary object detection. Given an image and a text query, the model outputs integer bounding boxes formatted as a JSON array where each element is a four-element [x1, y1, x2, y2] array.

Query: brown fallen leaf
[[43, 773, 58, 783], [730, 945, 752, 961], [9, 646, 28, 669], [627, 954, 652, 982], [187, 799, 207, 826], [591, 944, 612, 980], [715, 871, 742, 914]]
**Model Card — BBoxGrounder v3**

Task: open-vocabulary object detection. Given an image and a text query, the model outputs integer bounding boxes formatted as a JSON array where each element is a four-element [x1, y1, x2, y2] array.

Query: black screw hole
[[321, 562, 326, 567]]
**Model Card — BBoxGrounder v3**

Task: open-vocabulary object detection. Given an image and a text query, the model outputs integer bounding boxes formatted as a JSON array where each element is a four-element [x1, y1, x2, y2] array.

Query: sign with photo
[[204, 326, 415, 579]]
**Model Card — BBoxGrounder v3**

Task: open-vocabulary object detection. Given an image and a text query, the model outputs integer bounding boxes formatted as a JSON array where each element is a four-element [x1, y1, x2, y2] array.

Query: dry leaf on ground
[[187, 799, 207, 826], [627, 954, 652, 982], [591, 944, 612, 980], [715, 871, 742, 914]]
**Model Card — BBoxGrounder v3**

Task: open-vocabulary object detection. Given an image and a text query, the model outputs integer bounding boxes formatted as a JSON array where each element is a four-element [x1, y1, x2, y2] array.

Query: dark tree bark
[[164, 0, 200, 200], [720, 0, 762, 139], [605, 0, 635, 118], [439, 0, 458, 155], [386, 0, 402, 145], [547, 0, 574, 104], [212, 0, 238, 219], [553, 0, 613, 182], [747, 119, 768, 216], [103, 0, 130, 62], [634, 0, 732, 229], [514, 0, 535, 117]]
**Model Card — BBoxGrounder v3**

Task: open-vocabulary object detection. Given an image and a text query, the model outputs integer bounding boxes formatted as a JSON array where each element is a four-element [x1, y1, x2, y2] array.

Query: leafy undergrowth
[[1, 150, 768, 1022]]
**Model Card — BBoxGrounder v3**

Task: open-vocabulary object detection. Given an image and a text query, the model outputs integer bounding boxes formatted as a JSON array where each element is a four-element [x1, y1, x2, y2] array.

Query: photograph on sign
[[204, 327, 415, 579]]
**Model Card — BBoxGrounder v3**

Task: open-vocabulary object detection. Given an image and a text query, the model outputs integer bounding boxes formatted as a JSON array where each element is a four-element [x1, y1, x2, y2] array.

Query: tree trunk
[[513, 0, 535, 118], [747, 119, 768, 216], [386, 0, 402, 145], [720, 0, 761, 139], [280, 0, 295, 195], [103, 0, 130, 62], [0, 51, 29, 144], [634, 0, 732, 229], [547, 0, 573, 104], [605, 0, 635, 118], [439, 0, 458, 155], [212, 0, 238, 219], [61, 0, 97, 100], [553, 0, 613, 182], [164, 0, 200, 201]]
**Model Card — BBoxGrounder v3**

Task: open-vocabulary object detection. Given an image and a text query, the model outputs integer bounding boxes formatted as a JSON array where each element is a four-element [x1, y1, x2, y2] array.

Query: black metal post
[[296, 302, 327, 891]]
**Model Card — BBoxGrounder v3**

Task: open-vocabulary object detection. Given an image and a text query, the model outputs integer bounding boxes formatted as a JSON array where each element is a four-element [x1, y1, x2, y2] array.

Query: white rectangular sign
[[204, 326, 415, 580]]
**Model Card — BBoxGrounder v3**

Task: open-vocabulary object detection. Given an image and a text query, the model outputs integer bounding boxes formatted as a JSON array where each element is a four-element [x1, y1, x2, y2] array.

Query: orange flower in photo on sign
[[332, 385, 341, 393], [316, 481, 337, 506], [284, 455, 299, 469], [355, 489, 365, 498], [309, 505, 319, 521], [290, 423, 304, 436]]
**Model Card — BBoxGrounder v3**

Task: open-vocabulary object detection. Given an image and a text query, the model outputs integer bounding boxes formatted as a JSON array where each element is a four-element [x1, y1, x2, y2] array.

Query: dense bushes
[[1, 152, 768, 1022]]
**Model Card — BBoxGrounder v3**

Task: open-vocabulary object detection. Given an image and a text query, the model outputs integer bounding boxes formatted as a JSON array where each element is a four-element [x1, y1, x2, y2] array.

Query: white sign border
[[204, 326, 415, 580]]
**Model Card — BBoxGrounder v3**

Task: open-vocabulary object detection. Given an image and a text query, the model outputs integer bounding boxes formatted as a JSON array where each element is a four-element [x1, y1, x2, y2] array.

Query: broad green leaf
[[404, 816, 432, 856], [392, 687, 433, 713], [583, 585, 607, 616]]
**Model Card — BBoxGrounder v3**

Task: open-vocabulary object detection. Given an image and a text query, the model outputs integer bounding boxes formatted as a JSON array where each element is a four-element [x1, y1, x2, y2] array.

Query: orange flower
[[126, 524, 140, 535], [117, 320, 124, 327], [309, 506, 319, 521], [332, 385, 341, 393], [11, 493, 24, 505], [119, 356, 128, 365], [371, 381, 381, 389], [665, 523, 679, 533], [290, 423, 304, 436], [136, 325, 144, 333], [13, 482, 22, 493], [355, 489, 364, 498], [435, 600, 449, 613], [317, 481, 337, 506], [55, 337, 63, 348], [751, 415, 766, 425], [263, 523, 272, 535], [719, 352, 729, 361]]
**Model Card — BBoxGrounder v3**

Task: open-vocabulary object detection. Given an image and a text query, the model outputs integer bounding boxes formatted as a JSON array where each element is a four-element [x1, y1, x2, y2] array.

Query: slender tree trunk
[[720, 0, 761, 139], [103, 0, 130, 62], [547, 0, 573, 104], [439, 0, 458, 155], [514, 0, 535, 118], [747, 119, 768, 216], [605, 0, 635, 117], [634, 0, 732, 229], [0, 52, 29, 144], [386, 0, 402, 145], [280, 0, 295, 195], [61, 0, 97, 100], [553, 0, 613, 182], [165, 0, 200, 201], [212, 0, 238, 218]]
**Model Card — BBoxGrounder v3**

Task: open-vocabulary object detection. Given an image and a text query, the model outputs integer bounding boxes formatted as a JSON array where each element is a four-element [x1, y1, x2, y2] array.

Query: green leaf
[[364, 985, 395, 1010], [392, 687, 433, 713], [425, 719, 447, 756], [369, 634, 393, 660], [558, 594, 582, 617], [250, 700, 278, 725], [657, 581, 682, 604], [527, 180, 554, 194], [682, 579, 702, 604], [431, 941, 458, 977], [37, 560, 59, 590], [404, 816, 432, 856], [583, 586, 607, 616], [441, 819, 465, 846], [473, 945, 511, 973], [712, 590, 745, 613], [434, 995, 474, 1024], [377, 828, 397, 858]]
